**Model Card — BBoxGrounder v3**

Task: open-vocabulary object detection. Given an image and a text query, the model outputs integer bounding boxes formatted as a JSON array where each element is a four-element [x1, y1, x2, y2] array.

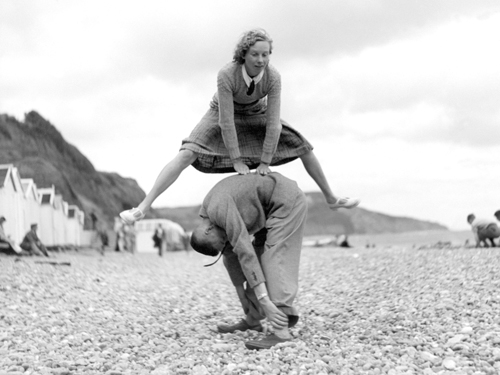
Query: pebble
[[2, 248, 500, 374], [447, 334, 466, 346], [461, 326, 474, 334], [443, 358, 457, 370], [421, 351, 440, 364]]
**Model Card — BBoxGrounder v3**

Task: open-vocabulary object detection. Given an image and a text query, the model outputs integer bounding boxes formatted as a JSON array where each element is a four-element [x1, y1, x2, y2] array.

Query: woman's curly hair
[[233, 28, 273, 64]]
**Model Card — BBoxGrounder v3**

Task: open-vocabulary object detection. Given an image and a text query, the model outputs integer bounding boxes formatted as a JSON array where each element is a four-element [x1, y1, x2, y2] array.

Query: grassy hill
[[152, 192, 447, 236]]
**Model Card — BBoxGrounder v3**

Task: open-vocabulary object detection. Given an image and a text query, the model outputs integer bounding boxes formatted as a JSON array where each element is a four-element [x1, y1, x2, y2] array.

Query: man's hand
[[256, 163, 271, 176], [259, 298, 288, 329], [233, 160, 250, 175]]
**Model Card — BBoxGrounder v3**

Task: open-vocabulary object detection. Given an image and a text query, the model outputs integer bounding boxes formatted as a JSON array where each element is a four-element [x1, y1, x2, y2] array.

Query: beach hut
[[21, 178, 41, 235], [52, 194, 68, 245], [67, 205, 84, 246], [0, 164, 25, 243], [134, 218, 188, 253], [1, 165, 86, 248], [37, 186, 56, 246]]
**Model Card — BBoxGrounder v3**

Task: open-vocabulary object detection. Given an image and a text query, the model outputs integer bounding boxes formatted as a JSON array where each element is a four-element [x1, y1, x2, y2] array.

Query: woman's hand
[[259, 298, 288, 329], [233, 160, 250, 175], [256, 163, 271, 176]]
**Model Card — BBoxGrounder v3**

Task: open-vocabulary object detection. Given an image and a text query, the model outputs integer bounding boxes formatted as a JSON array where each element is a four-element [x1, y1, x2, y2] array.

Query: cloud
[[2, 0, 500, 230], [256, 0, 500, 58], [2, 0, 499, 99], [276, 11, 500, 147]]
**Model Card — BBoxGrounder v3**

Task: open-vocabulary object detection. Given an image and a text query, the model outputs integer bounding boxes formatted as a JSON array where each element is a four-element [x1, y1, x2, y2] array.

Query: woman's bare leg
[[138, 150, 197, 213], [300, 151, 337, 204], [300, 150, 360, 209]]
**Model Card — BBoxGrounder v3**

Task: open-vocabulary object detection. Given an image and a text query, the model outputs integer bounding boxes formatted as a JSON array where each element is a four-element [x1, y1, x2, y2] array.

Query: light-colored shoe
[[328, 197, 360, 210], [119, 207, 145, 224]]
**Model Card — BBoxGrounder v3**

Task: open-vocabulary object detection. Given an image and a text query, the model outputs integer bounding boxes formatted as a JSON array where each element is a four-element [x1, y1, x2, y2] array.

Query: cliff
[[0, 111, 145, 228]]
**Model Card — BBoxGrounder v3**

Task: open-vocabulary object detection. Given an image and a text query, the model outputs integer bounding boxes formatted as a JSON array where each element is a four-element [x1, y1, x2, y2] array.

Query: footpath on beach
[[1, 245, 500, 375]]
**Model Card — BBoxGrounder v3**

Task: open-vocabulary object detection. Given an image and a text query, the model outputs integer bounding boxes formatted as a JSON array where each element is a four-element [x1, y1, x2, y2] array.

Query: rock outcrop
[[0, 111, 145, 228]]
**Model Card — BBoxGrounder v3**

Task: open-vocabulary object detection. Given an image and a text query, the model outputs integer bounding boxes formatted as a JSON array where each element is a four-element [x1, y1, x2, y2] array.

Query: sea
[[304, 230, 474, 249]]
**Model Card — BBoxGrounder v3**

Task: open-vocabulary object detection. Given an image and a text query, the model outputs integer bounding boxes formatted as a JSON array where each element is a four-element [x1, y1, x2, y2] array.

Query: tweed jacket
[[199, 172, 299, 288]]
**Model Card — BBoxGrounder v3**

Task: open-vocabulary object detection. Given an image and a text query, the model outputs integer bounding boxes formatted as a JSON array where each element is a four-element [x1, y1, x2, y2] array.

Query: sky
[[1, 0, 499, 231]]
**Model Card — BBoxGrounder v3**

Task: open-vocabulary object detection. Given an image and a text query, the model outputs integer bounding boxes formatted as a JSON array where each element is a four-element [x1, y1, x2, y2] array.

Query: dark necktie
[[246, 79, 255, 96]]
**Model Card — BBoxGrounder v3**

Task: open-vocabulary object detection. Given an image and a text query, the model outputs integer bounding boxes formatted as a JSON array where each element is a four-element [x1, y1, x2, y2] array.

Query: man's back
[[201, 173, 300, 232], [198, 172, 304, 288], [471, 217, 496, 231]]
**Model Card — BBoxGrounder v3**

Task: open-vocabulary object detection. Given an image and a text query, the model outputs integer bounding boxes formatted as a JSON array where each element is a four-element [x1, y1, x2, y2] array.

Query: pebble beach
[[1, 245, 500, 375]]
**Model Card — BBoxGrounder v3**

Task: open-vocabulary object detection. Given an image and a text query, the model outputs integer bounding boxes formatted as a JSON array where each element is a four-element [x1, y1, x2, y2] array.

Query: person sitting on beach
[[337, 234, 351, 248], [467, 214, 500, 248], [120, 28, 359, 225], [0, 216, 22, 255], [20, 224, 50, 257], [190, 172, 306, 350]]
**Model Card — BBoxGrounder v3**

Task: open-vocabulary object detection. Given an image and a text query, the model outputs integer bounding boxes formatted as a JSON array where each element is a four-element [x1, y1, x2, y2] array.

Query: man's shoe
[[120, 207, 145, 224], [217, 319, 263, 333], [328, 197, 360, 210], [245, 334, 291, 350]]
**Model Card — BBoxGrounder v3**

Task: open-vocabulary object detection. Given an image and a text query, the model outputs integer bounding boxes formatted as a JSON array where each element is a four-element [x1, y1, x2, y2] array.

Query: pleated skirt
[[180, 102, 313, 173]]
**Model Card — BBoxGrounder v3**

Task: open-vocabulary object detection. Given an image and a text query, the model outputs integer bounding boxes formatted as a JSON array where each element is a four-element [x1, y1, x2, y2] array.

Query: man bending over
[[190, 172, 307, 350]]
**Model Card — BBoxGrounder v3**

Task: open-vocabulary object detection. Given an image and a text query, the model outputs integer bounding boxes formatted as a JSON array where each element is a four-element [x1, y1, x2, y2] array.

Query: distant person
[[97, 225, 109, 256], [90, 212, 98, 230], [338, 234, 351, 248], [0, 216, 22, 255], [20, 224, 50, 257], [190, 172, 307, 350], [113, 217, 123, 251], [116, 223, 125, 252], [123, 224, 136, 253], [467, 214, 500, 248], [152, 224, 166, 256], [120, 28, 359, 225], [494, 210, 500, 223]]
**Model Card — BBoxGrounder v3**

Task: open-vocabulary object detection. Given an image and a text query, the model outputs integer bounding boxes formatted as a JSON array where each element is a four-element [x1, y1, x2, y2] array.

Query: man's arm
[[224, 210, 288, 329], [252, 282, 289, 329], [210, 198, 288, 328], [214, 201, 266, 289], [222, 245, 247, 286]]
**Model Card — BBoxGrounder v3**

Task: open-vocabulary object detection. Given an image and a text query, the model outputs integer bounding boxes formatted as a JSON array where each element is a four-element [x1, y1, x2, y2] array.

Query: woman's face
[[244, 41, 270, 77]]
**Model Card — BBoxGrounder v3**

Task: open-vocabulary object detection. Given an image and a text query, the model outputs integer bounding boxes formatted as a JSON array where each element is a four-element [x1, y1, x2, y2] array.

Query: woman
[[120, 28, 359, 224]]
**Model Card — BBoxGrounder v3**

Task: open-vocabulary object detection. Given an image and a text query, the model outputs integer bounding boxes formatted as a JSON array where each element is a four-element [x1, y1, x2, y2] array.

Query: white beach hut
[[21, 178, 41, 234], [38, 186, 56, 246], [52, 194, 68, 245], [67, 205, 84, 246], [0, 164, 25, 243], [1, 165, 86, 248]]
